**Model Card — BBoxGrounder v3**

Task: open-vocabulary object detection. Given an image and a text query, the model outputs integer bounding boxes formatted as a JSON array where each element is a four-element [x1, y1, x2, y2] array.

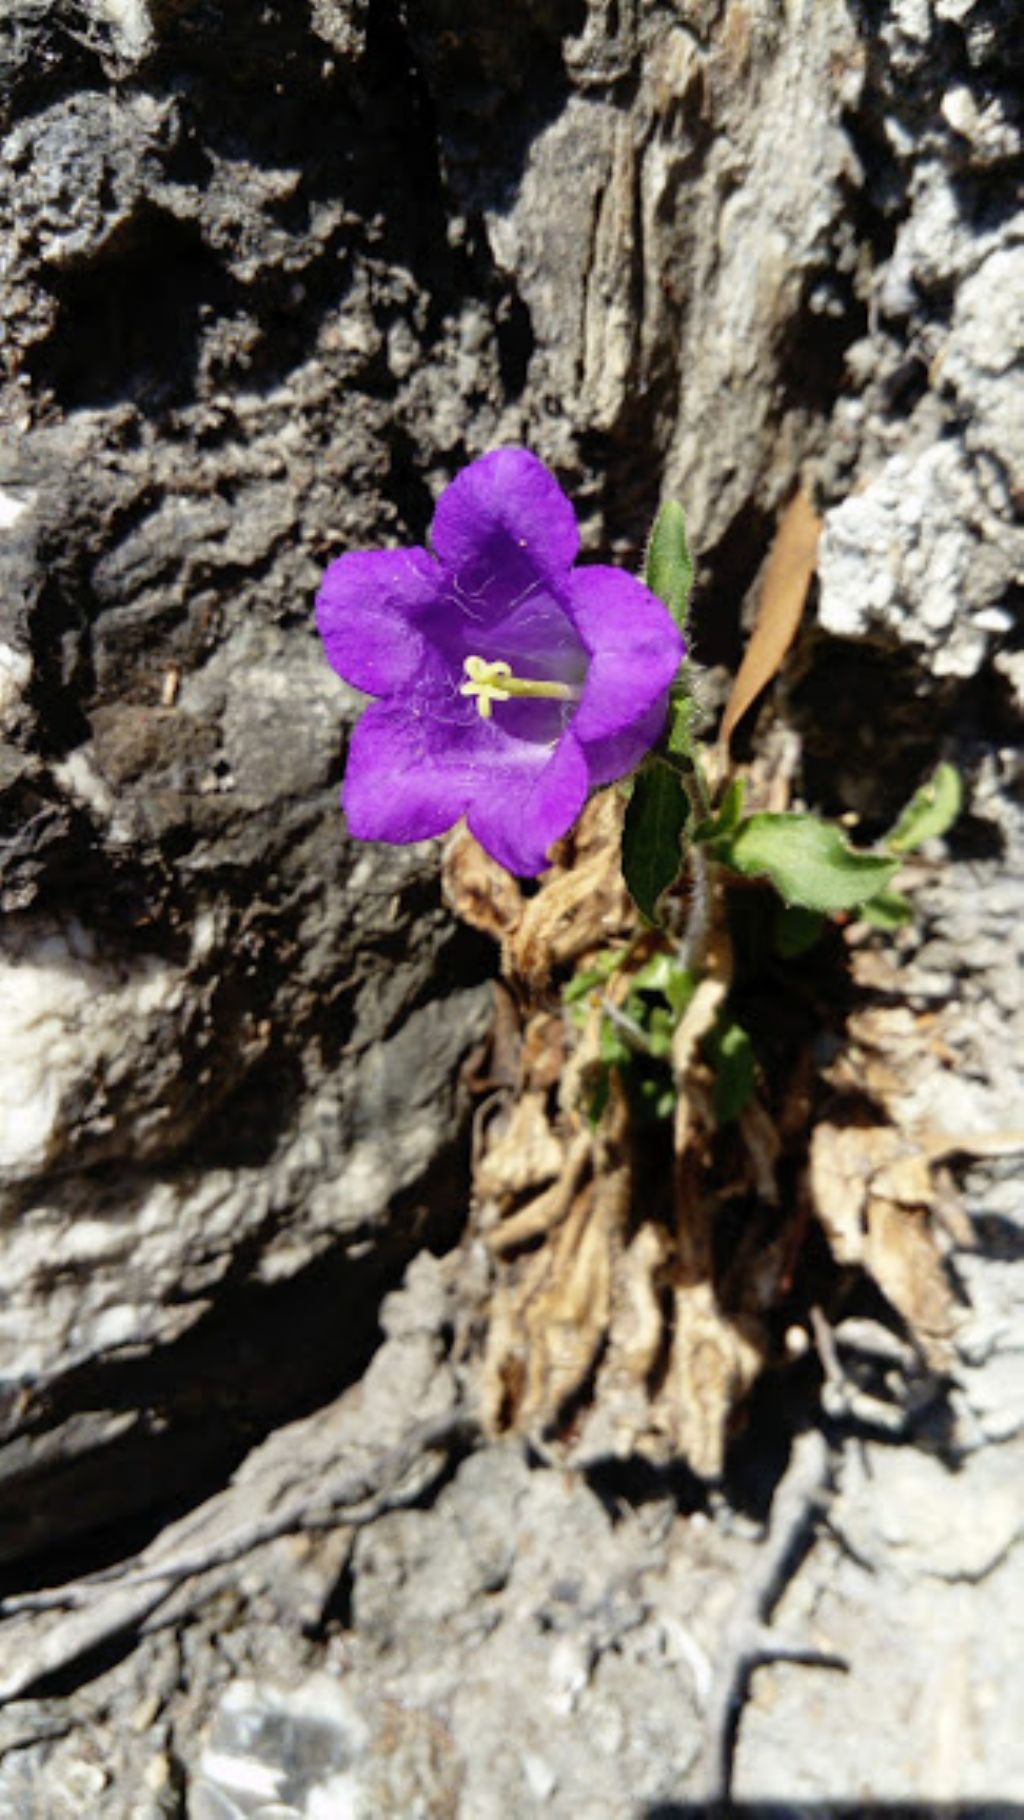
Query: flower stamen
[[460, 654, 581, 722]]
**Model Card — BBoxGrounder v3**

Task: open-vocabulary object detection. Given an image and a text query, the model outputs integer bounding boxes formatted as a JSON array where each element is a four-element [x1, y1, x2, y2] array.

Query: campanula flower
[[316, 449, 684, 875]]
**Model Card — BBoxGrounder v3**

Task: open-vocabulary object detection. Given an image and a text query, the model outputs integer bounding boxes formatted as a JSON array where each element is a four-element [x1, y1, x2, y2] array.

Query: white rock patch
[[0, 917, 182, 1175]]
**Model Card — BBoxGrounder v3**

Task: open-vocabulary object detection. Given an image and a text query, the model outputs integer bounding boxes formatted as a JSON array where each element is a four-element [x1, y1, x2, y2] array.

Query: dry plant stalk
[[444, 778, 990, 1478]]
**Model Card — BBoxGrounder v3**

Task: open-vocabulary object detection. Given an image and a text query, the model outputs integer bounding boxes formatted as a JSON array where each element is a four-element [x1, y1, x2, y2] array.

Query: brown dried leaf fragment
[[474, 1091, 567, 1207], [484, 1131, 591, 1255], [719, 488, 821, 757], [864, 1197, 956, 1366], [507, 793, 632, 989], [653, 1281, 766, 1479], [442, 824, 523, 946], [808, 1121, 957, 1362]]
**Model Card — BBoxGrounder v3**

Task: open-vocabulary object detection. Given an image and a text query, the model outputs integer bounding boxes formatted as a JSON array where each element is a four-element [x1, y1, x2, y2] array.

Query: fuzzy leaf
[[719, 812, 900, 912], [707, 1019, 757, 1123], [886, 763, 962, 854], [694, 775, 745, 845], [622, 763, 689, 923], [599, 1017, 633, 1069], [859, 888, 914, 930], [629, 952, 697, 1018], [645, 499, 695, 632], [774, 904, 827, 957], [562, 948, 624, 1006], [667, 688, 697, 759]]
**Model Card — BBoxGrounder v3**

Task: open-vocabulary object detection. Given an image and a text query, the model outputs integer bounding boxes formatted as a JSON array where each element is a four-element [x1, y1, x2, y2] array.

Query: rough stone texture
[[0, 0, 1021, 1811], [0, 0, 506, 1558]]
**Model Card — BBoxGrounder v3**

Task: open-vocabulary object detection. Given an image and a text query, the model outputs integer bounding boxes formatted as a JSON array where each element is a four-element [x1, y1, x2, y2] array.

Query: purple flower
[[315, 449, 684, 876]]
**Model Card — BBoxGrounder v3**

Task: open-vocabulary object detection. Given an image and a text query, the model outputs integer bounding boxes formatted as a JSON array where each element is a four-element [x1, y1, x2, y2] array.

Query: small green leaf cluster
[[565, 950, 690, 1125], [564, 950, 757, 1128], [581, 501, 963, 1140], [703, 763, 961, 927], [625, 753, 961, 935], [626, 499, 962, 935], [589, 496, 964, 1143]]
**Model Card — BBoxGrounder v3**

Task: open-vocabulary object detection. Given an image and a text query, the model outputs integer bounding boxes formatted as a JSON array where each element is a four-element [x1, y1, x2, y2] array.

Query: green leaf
[[718, 812, 900, 913], [646, 1005, 676, 1058], [858, 888, 914, 930], [667, 688, 697, 759], [774, 904, 827, 957], [629, 952, 697, 1018], [645, 499, 695, 632], [694, 774, 745, 844], [599, 1017, 632, 1069], [562, 948, 624, 1006], [886, 763, 962, 854], [586, 1067, 611, 1127], [632, 1070, 677, 1124], [621, 763, 689, 923], [707, 1019, 757, 1123]]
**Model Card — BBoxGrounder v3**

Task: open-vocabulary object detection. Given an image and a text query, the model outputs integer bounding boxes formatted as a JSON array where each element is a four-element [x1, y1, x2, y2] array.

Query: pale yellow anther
[[460, 655, 512, 720], [460, 654, 582, 723]]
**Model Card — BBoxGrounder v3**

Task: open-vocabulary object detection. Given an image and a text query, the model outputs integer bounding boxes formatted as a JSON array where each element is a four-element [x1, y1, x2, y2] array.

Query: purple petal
[[342, 696, 588, 873], [567, 566, 684, 745], [430, 449, 579, 602], [316, 548, 441, 697], [342, 699, 476, 844], [467, 729, 589, 876], [579, 696, 670, 787]]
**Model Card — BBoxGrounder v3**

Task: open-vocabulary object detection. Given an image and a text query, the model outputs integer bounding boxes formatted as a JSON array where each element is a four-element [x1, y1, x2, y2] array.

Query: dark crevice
[[26, 208, 237, 413], [689, 500, 775, 677]]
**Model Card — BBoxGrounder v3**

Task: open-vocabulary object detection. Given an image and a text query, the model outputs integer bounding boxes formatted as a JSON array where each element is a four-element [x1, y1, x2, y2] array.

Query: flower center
[[459, 654, 582, 722]]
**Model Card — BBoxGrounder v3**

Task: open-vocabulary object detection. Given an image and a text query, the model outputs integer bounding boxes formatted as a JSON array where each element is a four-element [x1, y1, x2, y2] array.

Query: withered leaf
[[719, 488, 821, 755], [474, 1091, 566, 1205]]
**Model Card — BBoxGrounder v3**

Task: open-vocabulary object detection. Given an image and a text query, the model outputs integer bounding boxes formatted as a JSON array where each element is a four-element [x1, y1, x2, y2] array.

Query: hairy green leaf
[[629, 952, 697, 1018], [886, 763, 962, 854], [622, 763, 689, 923], [599, 1017, 633, 1069], [774, 903, 827, 957], [645, 498, 695, 632], [667, 688, 697, 759], [694, 774, 746, 844], [859, 888, 914, 930], [719, 812, 899, 912], [707, 1019, 757, 1123], [562, 948, 625, 1006]]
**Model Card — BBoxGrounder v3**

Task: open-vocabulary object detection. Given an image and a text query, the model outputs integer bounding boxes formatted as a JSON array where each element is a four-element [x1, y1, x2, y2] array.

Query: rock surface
[[0, 0, 1021, 1811]]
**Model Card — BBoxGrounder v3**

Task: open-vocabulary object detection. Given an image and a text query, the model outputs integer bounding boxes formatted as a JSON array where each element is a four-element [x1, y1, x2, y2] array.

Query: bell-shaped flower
[[315, 449, 684, 876]]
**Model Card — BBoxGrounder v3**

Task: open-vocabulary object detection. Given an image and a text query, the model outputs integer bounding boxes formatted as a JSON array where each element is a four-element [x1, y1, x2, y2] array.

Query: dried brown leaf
[[671, 975, 728, 1084], [718, 488, 821, 756], [808, 1121, 882, 1263], [520, 1168, 626, 1426], [921, 1128, 1024, 1163], [653, 1283, 765, 1479], [474, 1091, 566, 1205], [605, 1222, 673, 1383], [484, 1131, 591, 1254], [442, 824, 523, 944], [507, 794, 632, 988], [864, 1197, 956, 1365], [738, 1098, 783, 1205], [519, 1011, 568, 1092], [809, 1121, 958, 1357]]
